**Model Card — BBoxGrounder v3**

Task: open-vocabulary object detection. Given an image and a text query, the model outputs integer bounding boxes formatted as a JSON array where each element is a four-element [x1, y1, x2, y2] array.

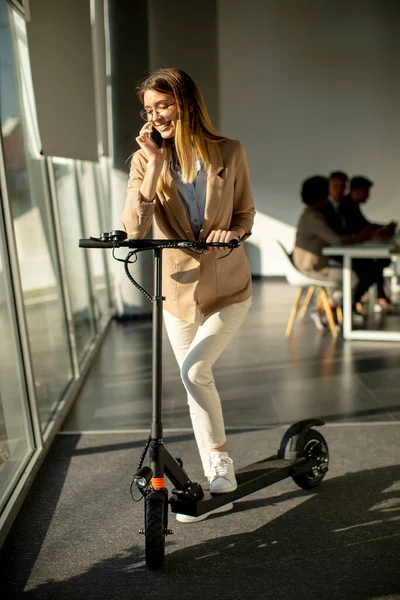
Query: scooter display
[[79, 230, 329, 571]]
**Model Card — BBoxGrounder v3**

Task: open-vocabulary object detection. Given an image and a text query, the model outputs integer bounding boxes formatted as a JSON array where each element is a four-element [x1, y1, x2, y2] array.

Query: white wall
[[218, 0, 400, 274], [148, 0, 219, 125]]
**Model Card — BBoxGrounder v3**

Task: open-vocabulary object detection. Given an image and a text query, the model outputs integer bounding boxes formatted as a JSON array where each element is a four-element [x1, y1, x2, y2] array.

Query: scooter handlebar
[[79, 238, 116, 248], [79, 235, 239, 250]]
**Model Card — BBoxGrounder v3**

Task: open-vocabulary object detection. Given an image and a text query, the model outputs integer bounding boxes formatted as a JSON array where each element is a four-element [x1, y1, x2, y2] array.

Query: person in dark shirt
[[324, 172, 380, 310], [327, 171, 348, 235], [340, 176, 397, 308], [340, 176, 396, 238]]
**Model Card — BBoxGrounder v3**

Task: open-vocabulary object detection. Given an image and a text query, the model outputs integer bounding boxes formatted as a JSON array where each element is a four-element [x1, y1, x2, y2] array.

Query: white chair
[[383, 255, 400, 300], [276, 241, 341, 337]]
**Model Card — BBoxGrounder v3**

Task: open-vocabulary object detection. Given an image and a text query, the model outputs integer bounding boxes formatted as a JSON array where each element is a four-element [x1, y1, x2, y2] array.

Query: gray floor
[[63, 280, 400, 432], [1, 280, 400, 599], [1, 427, 400, 599]]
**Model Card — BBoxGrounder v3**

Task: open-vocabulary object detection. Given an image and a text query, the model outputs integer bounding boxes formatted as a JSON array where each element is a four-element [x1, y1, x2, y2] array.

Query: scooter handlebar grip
[[79, 238, 115, 248]]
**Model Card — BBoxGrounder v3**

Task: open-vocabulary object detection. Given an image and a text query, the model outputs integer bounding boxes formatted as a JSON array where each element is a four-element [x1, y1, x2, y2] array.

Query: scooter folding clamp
[[171, 482, 204, 501]]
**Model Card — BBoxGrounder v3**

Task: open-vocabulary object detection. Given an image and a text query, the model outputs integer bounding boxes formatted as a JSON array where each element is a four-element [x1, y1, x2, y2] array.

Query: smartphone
[[148, 126, 163, 148]]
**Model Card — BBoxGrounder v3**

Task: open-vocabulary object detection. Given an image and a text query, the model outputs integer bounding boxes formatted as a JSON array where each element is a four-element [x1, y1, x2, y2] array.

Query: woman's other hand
[[205, 229, 240, 253]]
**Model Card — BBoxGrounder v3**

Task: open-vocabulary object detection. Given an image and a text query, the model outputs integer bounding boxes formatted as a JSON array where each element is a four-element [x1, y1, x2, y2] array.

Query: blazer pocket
[[215, 249, 251, 296], [162, 261, 179, 302]]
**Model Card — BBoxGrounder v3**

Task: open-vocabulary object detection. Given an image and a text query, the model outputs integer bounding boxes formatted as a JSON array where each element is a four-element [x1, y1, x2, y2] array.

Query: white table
[[323, 243, 399, 341]]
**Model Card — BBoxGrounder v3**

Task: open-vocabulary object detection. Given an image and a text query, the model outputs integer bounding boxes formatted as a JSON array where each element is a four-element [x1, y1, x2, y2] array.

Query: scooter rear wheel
[[292, 429, 329, 490], [145, 491, 167, 570]]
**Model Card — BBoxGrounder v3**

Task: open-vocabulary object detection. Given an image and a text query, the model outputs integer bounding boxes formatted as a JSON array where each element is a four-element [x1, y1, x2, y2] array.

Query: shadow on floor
[[4, 464, 399, 600]]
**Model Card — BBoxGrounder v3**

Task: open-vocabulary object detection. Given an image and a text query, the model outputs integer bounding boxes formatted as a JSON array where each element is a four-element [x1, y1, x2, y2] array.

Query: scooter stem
[[152, 247, 164, 441]]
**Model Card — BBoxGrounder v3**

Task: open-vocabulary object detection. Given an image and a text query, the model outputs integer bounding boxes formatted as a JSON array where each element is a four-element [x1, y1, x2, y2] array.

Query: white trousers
[[163, 297, 252, 476]]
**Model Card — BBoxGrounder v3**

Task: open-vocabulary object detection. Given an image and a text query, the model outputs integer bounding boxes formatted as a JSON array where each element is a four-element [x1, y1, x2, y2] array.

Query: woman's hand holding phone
[[136, 123, 166, 203], [136, 122, 166, 165]]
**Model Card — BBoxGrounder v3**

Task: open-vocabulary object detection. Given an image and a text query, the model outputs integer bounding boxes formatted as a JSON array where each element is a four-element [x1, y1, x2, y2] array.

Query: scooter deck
[[169, 454, 319, 517]]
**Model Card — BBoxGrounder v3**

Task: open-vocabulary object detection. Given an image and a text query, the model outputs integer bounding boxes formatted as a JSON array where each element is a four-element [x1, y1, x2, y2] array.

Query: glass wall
[[78, 160, 111, 319], [1, 3, 73, 431], [0, 210, 34, 512], [0, 0, 35, 514], [51, 159, 96, 362], [0, 0, 113, 540]]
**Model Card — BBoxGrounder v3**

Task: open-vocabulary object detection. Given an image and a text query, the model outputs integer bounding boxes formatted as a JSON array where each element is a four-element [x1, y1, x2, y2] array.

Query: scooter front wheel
[[145, 489, 168, 570], [292, 429, 329, 490]]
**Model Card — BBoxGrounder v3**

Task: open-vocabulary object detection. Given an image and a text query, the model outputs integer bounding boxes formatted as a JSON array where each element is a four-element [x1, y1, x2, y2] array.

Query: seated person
[[326, 170, 349, 235], [340, 176, 396, 237], [339, 176, 397, 308], [293, 176, 376, 328], [323, 171, 349, 266]]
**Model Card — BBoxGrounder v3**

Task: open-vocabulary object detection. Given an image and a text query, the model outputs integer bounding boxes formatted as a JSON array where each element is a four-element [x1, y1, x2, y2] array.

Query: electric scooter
[[79, 230, 329, 571]]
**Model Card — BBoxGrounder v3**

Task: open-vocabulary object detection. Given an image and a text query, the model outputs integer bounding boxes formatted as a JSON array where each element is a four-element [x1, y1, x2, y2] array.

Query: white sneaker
[[320, 314, 341, 332], [176, 502, 233, 523], [209, 454, 237, 493], [309, 310, 325, 331]]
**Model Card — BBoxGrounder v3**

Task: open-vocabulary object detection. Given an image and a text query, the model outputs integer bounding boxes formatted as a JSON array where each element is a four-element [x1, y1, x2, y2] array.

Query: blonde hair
[[137, 68, 226, 186]]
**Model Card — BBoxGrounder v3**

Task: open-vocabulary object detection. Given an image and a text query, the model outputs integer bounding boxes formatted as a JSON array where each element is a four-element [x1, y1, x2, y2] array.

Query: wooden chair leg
[[336, 305, 343, 325], [286, 288, 304, 336], [319, 288, 337, 338], [299, 285, 315, 321]]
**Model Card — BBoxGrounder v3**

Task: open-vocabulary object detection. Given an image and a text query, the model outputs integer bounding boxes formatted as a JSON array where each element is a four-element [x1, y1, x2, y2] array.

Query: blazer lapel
[[200, 142, 225, 239]]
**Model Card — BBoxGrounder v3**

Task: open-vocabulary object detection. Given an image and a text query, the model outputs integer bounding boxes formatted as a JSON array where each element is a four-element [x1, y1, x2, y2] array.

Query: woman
[[121, 68, 255, 522]]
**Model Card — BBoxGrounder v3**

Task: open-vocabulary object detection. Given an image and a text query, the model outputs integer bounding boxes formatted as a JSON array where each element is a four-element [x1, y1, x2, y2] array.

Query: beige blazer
[[121, 139, 255, 322], [293, 206, 356, 278]]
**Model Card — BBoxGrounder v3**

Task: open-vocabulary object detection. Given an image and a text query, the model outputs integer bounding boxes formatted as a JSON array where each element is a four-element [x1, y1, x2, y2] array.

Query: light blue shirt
[[170, 159, 207, 238]]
